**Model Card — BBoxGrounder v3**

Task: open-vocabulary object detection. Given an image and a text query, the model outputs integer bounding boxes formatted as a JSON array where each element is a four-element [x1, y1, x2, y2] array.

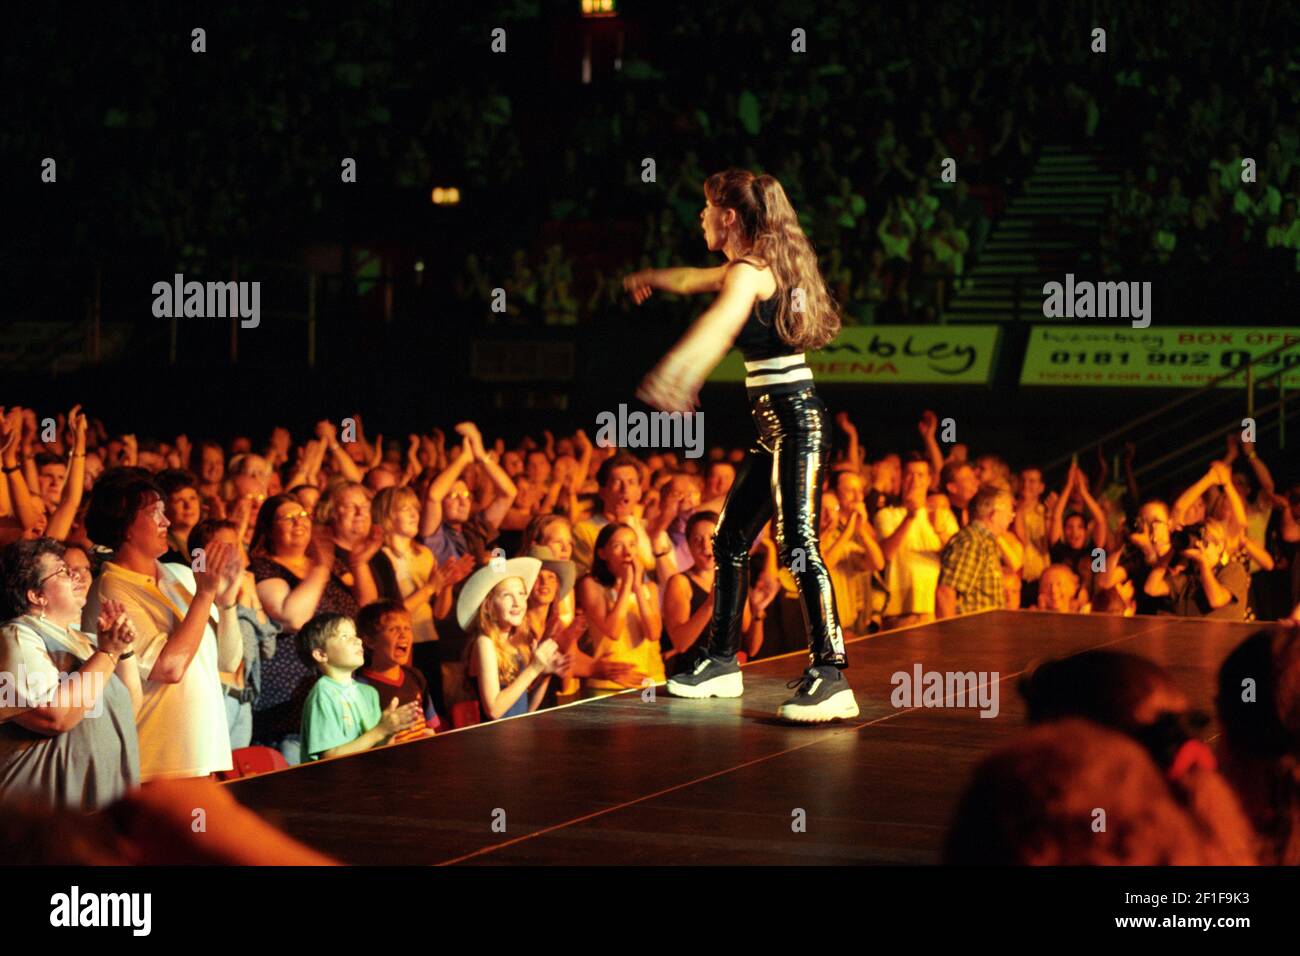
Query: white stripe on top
[[745, 367, 814, 388]]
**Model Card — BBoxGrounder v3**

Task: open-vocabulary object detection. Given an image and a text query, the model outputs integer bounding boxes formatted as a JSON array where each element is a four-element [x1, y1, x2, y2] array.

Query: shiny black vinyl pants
[[707, 385, 848, 668]]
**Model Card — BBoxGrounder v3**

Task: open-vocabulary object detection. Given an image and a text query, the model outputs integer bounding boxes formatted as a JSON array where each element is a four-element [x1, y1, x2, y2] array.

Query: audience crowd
[[0, 401, 1297, 867], [450, 1, 1300, 329], [1096, 6, 1300, 280], [21, 1, 1300, 338], [452, 0, 1063, 327], [9, 2, 1300, 867]]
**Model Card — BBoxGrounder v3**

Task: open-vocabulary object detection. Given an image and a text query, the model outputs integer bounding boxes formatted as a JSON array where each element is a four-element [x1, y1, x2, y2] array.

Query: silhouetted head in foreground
[[944, 719, 1255, 865], [1015, 650, 1257, 864]]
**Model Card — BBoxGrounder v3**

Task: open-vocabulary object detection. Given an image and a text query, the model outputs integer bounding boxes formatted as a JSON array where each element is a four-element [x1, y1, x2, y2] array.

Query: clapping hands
[[378, 697, 426, 738], [532, 637, 570, 675], [194, 540, 243, 598], [454, 422, 485, 460], [95, 599, 137, 659]]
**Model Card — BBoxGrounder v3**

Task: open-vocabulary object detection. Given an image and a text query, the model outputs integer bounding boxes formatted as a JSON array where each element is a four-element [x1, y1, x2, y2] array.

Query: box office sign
[[1019, 326, 1300, 388], [708, 325, 1001, 385]]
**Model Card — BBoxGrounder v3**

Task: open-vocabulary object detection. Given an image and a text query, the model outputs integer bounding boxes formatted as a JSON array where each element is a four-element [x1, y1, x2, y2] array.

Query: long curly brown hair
[[703, 168, 843, 351]]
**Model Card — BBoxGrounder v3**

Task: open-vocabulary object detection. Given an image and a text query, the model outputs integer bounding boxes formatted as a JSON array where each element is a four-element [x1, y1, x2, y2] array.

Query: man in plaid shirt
[[936, 486, 1016, 617]]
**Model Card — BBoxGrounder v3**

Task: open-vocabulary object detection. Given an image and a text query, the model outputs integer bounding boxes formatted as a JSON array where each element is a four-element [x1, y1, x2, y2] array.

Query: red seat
[[451, 700, 482, 728], [217, 746, 290, 781]]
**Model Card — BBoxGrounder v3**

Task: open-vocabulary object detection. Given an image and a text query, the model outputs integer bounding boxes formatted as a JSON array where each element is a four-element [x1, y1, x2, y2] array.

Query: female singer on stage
[[622, 168, 858, 722]]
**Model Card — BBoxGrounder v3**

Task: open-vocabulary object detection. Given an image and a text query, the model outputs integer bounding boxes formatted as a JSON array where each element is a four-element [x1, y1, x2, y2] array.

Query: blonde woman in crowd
[[457, 558, 568, 720]]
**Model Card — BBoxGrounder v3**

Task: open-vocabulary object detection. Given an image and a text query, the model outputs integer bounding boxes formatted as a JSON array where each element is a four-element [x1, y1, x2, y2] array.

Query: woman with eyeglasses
[[0, 538, 141, 810], [248, 494, 365, 764], [318, 482, 383, 608], [289, 483, 321, 516], [419, 422, 517, 569]]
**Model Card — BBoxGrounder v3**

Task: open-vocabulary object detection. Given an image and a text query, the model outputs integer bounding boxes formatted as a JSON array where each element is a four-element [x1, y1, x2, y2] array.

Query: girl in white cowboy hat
[[458, 557, 569, 721]]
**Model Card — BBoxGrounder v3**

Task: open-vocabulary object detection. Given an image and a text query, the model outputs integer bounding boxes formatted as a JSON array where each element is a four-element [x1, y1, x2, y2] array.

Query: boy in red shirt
[[355, 600, 441, 742]]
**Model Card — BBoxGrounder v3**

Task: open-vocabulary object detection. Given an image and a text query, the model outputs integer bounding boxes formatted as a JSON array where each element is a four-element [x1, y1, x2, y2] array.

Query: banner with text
[[709, 325, 1001, 385], [1019, 326, 1300, 388]]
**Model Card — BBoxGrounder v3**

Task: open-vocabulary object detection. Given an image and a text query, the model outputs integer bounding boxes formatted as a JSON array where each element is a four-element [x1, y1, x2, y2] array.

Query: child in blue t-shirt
[[300, 613, 423, 761], [355, 600, 441, 742]]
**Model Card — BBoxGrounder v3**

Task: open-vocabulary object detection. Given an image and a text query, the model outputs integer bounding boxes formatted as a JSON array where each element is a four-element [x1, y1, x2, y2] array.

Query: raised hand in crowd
[[834, 411, 861, 471], [44, 405, 88, 541], [1, 407, 44, 539], [313, 419, 363, 482], [403, 435, 421, 485]]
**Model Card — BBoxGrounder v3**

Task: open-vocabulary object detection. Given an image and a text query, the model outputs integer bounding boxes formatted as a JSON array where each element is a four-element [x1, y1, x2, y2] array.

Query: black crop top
[[734, 287, 800, 362]]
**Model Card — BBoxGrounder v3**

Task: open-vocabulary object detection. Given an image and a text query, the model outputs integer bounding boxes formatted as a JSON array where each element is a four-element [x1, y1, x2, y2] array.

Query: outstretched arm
[[625, 264, 730, 301], [636, 263, 763, 413], [1241, 536, 1274, 572]]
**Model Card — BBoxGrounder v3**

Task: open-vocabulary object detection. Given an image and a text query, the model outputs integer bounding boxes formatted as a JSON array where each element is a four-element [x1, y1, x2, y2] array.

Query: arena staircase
[[944, 144, 1119, 322]]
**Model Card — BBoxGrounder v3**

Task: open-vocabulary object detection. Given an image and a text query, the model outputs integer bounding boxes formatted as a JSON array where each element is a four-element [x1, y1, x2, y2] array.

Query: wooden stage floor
[[227, 610, 1263, 865]]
